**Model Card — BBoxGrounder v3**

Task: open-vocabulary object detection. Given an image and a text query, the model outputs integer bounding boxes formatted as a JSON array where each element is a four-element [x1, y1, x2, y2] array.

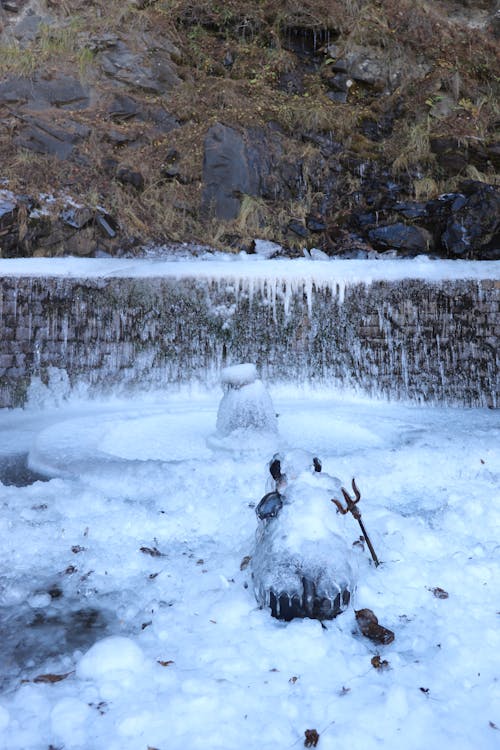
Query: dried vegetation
[[0, 0, 498, 251]]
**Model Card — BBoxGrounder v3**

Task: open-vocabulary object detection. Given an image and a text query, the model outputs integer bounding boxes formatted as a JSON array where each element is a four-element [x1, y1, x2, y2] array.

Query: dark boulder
[[0, 74, 90, 110], [201, 123, 256, 220], [368, 223, 434, 255], [99, 38, 181, 94], [14, 116, 90, 159], [442, 181, 500, 258], [116, 167, 145, 191], [287, 219, 309, 238], [306, 214, 326, 232]]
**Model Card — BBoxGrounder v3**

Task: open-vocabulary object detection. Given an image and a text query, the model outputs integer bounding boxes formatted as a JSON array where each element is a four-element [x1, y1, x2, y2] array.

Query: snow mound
[[216, 366, 278, 438], [220, 363, 258, 387], [77, 636, 146, 680], [252, 451, 364, 620]]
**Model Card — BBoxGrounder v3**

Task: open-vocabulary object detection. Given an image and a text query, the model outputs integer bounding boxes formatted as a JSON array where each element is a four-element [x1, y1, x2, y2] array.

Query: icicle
[[304, 277, 313, 318], [283, 278, 292, 319]]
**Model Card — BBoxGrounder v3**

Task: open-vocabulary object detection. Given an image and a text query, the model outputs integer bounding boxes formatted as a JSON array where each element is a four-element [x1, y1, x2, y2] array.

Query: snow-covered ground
[[0, 384, 499, 750]]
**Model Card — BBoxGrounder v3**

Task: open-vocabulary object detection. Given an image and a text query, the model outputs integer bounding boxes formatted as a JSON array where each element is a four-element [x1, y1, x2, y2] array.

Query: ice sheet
[[0, 387, 498, 750]]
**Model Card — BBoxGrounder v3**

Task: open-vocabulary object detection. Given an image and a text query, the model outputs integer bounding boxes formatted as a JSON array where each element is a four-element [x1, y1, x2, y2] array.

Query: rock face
[[442, 182, 500, 258], [0, 188, 120, 257], [0, 1, 498, 257], [202, 124, 255, 220]]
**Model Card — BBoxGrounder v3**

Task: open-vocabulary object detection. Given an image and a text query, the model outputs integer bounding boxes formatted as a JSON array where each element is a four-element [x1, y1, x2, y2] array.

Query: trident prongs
[[332, 479, 380, 567]]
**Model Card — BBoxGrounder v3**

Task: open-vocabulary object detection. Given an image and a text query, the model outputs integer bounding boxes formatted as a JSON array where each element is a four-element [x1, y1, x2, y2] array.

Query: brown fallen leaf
[[240, 555, 252, 571], [33, 671, 74, 684], [371, 655, 390, 670], [157, 660, 175, 667], [304, 728, 320, 747], [71, 545, 86, 554], [430, 587, 449, 599], [355, 608, 395, 645], [140, 546, 165, 557]]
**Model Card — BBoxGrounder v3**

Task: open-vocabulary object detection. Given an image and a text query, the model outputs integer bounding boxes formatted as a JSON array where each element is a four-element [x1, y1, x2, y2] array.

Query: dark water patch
[[0, 453, 50, 487], [0, 602, 114, 689]]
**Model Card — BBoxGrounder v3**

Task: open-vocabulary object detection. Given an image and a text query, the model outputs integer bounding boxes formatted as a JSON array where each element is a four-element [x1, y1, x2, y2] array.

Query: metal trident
[[332, 478, 380, 567]]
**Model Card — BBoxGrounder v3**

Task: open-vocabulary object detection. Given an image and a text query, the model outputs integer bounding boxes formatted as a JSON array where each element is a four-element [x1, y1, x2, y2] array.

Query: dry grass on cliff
[[0, 0, 498, 253]]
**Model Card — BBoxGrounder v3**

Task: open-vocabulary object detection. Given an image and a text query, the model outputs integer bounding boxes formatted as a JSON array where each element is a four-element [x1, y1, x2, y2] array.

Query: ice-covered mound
[[252, 450, 363, 621], [216, 363, 278, 436], [209, 363, 279, 453], [27, 406, 214, 479]]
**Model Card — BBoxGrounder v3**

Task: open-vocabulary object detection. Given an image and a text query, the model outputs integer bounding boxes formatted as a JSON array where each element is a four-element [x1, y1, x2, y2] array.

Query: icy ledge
[[0, 255, 499, 282]]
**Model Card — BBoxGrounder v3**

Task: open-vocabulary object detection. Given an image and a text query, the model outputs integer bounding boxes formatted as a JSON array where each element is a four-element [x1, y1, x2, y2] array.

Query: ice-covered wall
[[0, 271, 498, 408]]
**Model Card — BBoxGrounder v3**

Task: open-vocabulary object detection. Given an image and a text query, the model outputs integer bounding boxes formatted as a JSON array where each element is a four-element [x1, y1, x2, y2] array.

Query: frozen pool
[[0, 386, 499, 749]]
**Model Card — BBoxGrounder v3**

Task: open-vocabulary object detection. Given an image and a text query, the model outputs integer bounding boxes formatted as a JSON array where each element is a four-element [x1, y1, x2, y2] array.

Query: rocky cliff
[[1, 0, 499, 259]]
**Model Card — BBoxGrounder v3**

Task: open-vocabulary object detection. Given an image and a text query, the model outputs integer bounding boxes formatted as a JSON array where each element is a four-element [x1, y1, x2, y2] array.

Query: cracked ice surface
[[0, 385, 499, 750]]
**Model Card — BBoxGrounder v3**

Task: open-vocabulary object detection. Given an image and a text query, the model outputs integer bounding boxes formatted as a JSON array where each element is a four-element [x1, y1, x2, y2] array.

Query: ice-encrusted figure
[[215, 363, 278, 438], [252, 450, 360, 621]]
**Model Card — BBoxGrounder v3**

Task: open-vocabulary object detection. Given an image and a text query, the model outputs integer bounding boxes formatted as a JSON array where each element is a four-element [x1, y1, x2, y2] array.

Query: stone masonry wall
[[0, 276, 498, 408]]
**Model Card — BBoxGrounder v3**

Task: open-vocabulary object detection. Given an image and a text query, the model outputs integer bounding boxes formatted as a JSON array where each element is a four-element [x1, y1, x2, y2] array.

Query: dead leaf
[[289, 676, 299, 684], [489, 721, 498, 730], [304, 728, 320, 747], [339, 686, 351, 696], [355, 609, 395, 645], [157, 660, 174, 667], [71, 545, 86, 554], [240, 555, 252, 570], [33, 671, 74, 684], [371, 655, 390, 670], [430, 587, 449, 599], [140, 546, 165, 557], [420, 687, 430, 694]]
